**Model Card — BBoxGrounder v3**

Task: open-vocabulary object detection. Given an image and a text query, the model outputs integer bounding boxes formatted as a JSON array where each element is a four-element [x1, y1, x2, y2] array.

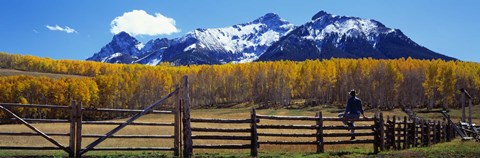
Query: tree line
[[0, 52, 479, 119]]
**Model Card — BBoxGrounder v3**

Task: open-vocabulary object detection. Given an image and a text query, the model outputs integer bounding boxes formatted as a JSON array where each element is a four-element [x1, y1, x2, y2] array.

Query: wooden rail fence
[[383, 115, 454, 150], [0, 76, 187, 157], [0, 76, 459, 157], [1, 106, 457, 157], [184, 110, 382, 156]]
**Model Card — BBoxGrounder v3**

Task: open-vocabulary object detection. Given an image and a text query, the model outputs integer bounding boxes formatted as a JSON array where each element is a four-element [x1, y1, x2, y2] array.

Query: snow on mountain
[[258, 11, 455, 61], [188, 13, 293, 55], [303, 11, 396, 48], [135, 38, 176, 65], [160, 13, 295, 65], [135, 43, 145, 50], [87, 32, 143, 63]]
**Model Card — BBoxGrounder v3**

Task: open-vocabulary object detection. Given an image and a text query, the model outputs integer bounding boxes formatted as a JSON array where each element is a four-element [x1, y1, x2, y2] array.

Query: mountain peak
[[253, 13, 281, 23], [311, 10, 331, 20], [113, 31, 135, 41]]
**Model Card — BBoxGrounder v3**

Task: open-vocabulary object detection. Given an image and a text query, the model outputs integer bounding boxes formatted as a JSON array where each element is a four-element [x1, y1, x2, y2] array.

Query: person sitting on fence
[[341, 89, 366, 140]]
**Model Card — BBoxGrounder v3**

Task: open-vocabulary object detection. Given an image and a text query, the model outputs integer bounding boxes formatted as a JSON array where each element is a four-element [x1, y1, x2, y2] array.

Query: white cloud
[[110, 10, 180, 36], [45, 25, 77, 33]]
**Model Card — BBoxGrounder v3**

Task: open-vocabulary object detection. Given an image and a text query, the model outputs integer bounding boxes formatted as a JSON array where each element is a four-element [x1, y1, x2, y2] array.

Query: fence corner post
[[250, 108, 258, 157], [316, 111, 324, 153], [182, 76, 192, 158], [69, 101, 76, 157], [174, 86, 181, 157]]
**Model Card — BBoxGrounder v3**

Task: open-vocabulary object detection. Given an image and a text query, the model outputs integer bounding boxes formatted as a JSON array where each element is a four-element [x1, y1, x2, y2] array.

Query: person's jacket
[[345, 96, 364, 115]]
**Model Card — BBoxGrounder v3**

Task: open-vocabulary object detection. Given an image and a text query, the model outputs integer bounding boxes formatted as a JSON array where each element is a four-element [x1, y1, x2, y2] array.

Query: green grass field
[[0, 105, 478, 157]]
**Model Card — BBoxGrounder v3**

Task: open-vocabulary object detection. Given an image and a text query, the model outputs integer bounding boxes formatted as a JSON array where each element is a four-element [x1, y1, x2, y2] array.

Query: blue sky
[[0, 0, 479, 62]]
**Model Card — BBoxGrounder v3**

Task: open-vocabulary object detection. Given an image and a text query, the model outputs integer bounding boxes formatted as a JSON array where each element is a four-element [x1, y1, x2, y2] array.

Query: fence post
[[425, 120, 432, 146], [69, 101, 76, 157], [403, 116, 407, 149], [373, 112, 379, 154], [461, 91, 466, 122], [447, 114, 453, 141], [379, 112, 385, 151], [418, 119, 423, 147], [316, 111, 324, 153], [423, 119, 428, 147], [434, 121, 439, 144], [396, 116, 401, 150], [182, 76, 193, 158], [435, 121, 438, 143], [75, 101, 82, 156], [250, 108, 258, 157], [438, 121, 442, 143], [174, 88, 181, 157], [412, 117, 417, 147], [468, 98, 472, 125], [438, 121, 441, 143], [442, 121, 446, 142], [386, 115, 392, 150], [391, 116, 396, 150]]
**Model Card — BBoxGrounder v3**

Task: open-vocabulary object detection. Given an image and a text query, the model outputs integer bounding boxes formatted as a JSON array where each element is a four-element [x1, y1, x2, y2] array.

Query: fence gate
[[76, 80, 184, 157]]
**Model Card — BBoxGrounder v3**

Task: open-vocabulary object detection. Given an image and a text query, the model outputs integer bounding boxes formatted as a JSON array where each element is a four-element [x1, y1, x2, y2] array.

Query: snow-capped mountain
[[136, 38, 176, 65], [160, 13, 295, 65], [88, 11, 455, 65], [258, 11, 455, 61], [87, 32, 144, 63]]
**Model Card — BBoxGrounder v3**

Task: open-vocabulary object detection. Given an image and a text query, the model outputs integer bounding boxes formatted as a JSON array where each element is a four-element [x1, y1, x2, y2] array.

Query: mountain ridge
[[258, 11, 455, 61], [87, 11, 456, 65]]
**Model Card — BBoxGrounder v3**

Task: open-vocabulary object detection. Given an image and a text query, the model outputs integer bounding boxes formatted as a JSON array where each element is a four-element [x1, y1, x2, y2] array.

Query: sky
[[0, 0, 479, 62]]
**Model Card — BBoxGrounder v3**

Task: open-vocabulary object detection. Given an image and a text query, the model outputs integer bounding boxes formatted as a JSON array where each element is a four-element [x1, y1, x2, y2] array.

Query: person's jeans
[[342, 113, 360, 134]]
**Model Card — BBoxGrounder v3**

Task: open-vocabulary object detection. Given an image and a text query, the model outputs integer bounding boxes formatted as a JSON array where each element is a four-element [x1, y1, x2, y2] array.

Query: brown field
[[0, 106, 478, 157], [0, 68, 87, 79]]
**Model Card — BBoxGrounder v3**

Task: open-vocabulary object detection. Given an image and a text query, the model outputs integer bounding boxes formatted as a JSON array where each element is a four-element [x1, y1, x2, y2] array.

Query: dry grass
[[0, 68, 87, 79], [0, 106, 477, 157]]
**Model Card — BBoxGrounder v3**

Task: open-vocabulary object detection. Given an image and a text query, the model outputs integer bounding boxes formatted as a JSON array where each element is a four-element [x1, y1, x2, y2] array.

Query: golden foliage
[[0, 52, 479, 113]]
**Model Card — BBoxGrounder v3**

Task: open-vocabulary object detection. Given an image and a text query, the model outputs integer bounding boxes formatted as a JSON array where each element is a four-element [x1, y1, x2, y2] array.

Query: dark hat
[[349, 89, 356, 96]]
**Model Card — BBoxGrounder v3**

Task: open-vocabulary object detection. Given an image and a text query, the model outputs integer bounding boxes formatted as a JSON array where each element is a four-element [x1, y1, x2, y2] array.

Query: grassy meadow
[[0, 104, 478, 157]]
